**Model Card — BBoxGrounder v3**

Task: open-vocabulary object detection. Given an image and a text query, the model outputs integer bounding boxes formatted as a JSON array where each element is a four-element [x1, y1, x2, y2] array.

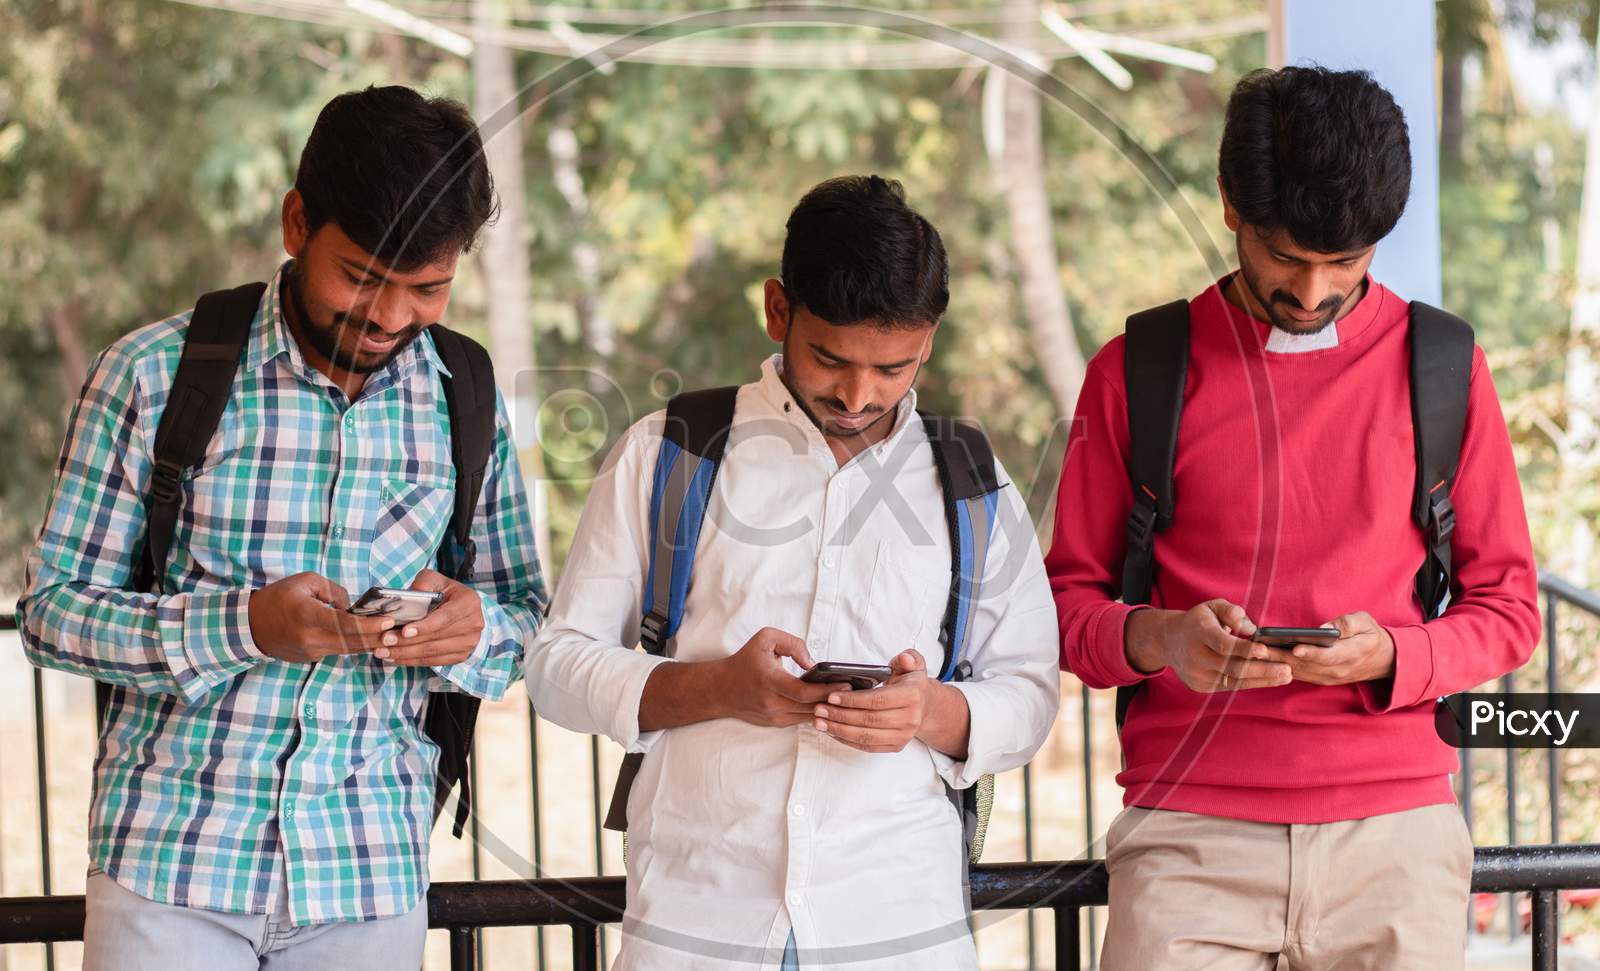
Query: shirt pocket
[[844, 540, 952, 669], [368, 478, 453, 587]]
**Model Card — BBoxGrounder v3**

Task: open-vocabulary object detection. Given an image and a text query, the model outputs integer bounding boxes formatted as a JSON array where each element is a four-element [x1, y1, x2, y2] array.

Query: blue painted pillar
[[1277, 0, 1442, 305]]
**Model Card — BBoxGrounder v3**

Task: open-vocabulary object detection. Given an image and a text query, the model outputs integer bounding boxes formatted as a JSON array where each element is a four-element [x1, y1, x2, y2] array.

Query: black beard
[[285, 265, 423, 374], [1234, 263, 1344, 336]]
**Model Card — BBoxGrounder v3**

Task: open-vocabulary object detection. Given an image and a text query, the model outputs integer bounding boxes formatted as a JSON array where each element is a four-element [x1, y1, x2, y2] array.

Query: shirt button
[[792, 804, 806, 817], [283, 805, 295, 821], [344, 414, 356, 429], [302, 702, 315, 719], [788, 894, 803, 907], [331, 525, 345, 538], [822, 555, 835, 569]]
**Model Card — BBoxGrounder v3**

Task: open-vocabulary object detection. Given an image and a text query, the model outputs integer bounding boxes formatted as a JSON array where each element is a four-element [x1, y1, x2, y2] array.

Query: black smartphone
[[1251, 626, 1340, 648], [801, 662, 894, 691], [348, 586, 444, 623]]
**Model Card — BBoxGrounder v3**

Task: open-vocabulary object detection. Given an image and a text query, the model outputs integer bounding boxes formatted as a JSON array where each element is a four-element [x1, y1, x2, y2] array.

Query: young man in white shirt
[[526, 175, 1061, 970]]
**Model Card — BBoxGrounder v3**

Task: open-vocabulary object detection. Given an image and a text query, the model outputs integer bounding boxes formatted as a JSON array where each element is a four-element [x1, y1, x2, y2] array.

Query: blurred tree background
[[8, 0, 1600, 962]]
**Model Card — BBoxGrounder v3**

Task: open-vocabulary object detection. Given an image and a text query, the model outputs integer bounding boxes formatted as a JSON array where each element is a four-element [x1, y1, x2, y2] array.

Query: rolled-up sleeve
[[430, 393, 548, 700], [523, 416, 672, 753], [928, 459, 1062, 789], [17, 342, 268, 705]]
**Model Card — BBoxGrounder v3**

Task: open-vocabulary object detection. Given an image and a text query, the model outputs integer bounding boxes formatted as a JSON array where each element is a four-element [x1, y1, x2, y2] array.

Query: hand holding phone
[[359, 570, 486, 668]]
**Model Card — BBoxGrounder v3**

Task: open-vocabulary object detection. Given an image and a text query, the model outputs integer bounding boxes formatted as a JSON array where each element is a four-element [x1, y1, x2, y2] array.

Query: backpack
[[599, 386, 1005, 865], [99, 280, 496, 838], [1115, 298, 1476, 728]]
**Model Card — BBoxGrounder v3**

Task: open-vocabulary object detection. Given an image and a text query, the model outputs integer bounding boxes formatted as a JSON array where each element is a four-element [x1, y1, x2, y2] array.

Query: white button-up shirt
[[526, 355, 1060, 970]]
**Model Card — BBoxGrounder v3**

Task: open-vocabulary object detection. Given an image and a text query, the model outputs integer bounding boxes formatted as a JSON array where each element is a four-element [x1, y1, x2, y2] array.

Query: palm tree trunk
[[1560, 15, 1600, 585], [473, 0, 550, 569], [998, 0, 1087, 420]]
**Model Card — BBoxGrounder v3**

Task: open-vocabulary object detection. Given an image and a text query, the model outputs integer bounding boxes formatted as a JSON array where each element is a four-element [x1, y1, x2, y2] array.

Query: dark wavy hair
[[294, 85, 497, 271], [1219, 66, 1411, 254], [781, 175, 949, 329]]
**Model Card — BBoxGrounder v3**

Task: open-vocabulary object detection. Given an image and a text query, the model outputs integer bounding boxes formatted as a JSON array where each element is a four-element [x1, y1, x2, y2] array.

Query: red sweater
[[1046, 276, 1541, 823]]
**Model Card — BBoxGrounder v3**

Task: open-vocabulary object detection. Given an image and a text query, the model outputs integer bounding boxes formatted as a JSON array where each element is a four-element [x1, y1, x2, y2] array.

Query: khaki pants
[[1101, 803, 1473, 971]]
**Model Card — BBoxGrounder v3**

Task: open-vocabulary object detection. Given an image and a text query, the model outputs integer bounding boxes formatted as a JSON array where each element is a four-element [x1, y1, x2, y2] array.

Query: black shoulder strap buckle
[[1125, 489, 1159, 552], [1426, 488, 1456, 548], [148, 459, 185, 505], [639, 609, 668, 654]]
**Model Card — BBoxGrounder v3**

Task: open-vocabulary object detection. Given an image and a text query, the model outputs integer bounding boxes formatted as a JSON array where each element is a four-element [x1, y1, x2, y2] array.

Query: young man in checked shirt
[[16, 86, 546, 969]]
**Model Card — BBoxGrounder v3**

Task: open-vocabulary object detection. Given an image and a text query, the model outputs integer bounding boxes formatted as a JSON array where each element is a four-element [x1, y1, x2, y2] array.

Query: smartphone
[[801, 662, 894, 691], [1251, 626, 1340, 648], [348, 586, 444, 623]]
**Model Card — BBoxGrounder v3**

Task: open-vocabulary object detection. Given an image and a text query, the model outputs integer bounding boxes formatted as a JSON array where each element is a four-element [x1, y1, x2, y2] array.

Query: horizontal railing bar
[[1538, 570, 1600, 618], [6, 848, 1599, 946], [1470, 843, 1600, 893]]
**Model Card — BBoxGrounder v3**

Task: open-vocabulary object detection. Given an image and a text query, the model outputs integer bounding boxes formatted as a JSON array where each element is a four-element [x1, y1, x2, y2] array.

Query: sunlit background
[[4, 1, 1600, 968]]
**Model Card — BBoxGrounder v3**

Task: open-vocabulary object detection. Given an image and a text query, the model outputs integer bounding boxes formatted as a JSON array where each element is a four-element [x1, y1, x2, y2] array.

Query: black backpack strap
[[1408, 302, 1475, 621], [604, 385, 739, 835], [426, 325, 498, 583], [422, 325, 499, 839], [133, 283, 265, 594], [110, 283, 263, 725], [1116, 299, 1190, 727]]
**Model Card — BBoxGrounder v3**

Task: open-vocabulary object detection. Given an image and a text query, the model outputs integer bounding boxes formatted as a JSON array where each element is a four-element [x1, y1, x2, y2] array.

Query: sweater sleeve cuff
[[1361, 624, 1435, 713], [1098, 603, 1161, 686]]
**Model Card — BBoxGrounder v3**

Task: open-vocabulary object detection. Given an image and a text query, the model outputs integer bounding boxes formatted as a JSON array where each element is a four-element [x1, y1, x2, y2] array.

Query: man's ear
[[1218, 177, 1242, 233], [921, 320, 940, 363], [763, 279, 790, 344], [282, 189, 309, 259]]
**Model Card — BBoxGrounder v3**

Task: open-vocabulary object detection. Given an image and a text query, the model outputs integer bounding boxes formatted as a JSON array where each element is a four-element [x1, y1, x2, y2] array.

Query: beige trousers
[[1100, 803, 1474, 971]]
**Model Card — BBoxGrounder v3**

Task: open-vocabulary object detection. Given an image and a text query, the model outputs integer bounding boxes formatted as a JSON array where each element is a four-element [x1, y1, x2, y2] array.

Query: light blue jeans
[[82, 869, 427, 971], [781, 931, 799, 970]]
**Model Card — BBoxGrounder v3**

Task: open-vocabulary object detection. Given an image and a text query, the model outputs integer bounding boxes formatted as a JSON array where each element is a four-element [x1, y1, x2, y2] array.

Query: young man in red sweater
[[1047, 67, 1541, 969]]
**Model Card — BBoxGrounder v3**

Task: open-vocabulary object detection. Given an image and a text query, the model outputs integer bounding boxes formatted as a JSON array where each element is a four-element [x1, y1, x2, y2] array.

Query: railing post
[[1504, 671, 1518, 941], [1545, 596, 1561, 844], [1530, 890, 1558, 971], [449, 926, 477, 971], [31, 666, 55, 971], [572, 921, 599, 971], [1055, 906, 1081, 971], [1080, 684, 1098, 968]]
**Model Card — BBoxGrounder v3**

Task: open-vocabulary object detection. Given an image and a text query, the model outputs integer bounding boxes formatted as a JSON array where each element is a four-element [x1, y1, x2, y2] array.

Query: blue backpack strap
[[604, 385, 739, 833], [639, 386, 741, 654], [922, 415, 1004, 685], [923, 414, 1005, 871]]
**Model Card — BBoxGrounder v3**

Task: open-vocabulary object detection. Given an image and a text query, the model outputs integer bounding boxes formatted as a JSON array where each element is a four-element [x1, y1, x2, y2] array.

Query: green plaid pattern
[[17, 261, 546, 924]]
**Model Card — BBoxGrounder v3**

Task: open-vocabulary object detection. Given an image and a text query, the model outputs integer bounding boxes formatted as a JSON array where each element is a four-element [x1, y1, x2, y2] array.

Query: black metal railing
[[1453, 571, 1600, 945], [7, 570, 1600, 968], [3, 846, 1599, 970]]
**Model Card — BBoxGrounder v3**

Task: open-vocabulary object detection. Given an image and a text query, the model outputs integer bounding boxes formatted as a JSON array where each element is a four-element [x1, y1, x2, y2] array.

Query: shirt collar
[[242, 260, 451, 380], [753, 353, 920, 451]]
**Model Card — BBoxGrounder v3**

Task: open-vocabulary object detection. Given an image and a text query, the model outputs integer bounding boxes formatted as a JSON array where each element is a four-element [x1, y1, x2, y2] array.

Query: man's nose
[[365, 286, 412, 333], [1288, 267, 1337, 311], [836, 373, 872, 413]]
